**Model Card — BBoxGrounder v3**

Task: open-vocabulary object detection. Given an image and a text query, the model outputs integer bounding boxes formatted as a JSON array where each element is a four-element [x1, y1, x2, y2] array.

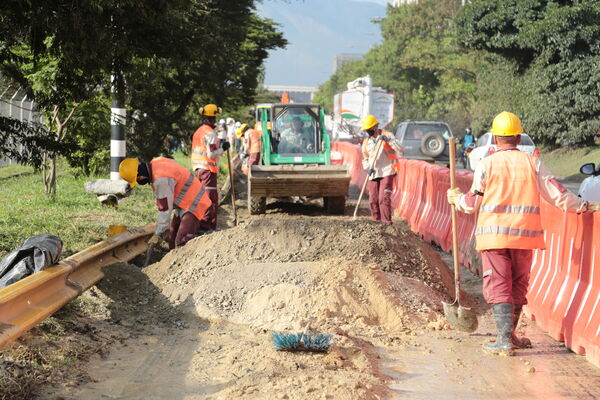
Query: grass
[[0, 152, 233, 258], [541, 145, 600, 180], [0, 159, 155, 258]]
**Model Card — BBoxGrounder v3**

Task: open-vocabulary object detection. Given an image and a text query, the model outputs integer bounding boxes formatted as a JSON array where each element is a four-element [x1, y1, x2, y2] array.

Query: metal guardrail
[[0, 224, 155, 349]]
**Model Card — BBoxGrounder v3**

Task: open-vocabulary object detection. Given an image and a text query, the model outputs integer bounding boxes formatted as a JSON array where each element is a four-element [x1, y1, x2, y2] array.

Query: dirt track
[[4, 191, 600, 399]]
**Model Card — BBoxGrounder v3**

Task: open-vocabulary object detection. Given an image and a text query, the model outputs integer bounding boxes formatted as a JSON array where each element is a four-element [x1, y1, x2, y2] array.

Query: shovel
[[353, 138, 384, 220], [226, 148, 237, 225], [442, 137, 478, 333]]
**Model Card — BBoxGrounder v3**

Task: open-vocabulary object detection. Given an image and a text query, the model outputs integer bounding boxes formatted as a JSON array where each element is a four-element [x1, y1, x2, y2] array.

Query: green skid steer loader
[[248, 103, 350, 215]]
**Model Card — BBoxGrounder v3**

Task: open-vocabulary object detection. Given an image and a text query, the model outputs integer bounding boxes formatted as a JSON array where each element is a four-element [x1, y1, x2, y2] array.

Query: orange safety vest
[[247, 129, 261, 153], [150, 157, 212, 221], [191, 124, 218, 173], [475, 149, 545, 251], [362, 130, 400, 172]]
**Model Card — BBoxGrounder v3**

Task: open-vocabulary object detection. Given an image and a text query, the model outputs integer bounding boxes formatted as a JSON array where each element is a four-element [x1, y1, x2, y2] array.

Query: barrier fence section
[[332, 141, 600, 368]]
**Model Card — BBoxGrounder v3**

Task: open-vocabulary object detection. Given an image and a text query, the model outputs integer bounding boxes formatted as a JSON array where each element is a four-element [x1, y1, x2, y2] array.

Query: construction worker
[[361, 114, 403, 224], [447, 111, 600, 356], [244, 123, 262, 167], [191, 104, 229, 231], [119, 157, 211, 249]]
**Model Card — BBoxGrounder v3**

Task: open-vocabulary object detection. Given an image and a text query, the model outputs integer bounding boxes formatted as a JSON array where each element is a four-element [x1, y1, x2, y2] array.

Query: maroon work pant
[[481, 248, 533, 305], [194, 169, 218, 230], [168, 212, 199, 249], [367, 175, 394, 224], [248, 152, 260, 166]]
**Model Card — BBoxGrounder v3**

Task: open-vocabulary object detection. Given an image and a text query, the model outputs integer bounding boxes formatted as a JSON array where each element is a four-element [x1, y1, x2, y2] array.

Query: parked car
[[394, 121, 454, 163], [578, 162, 600, 202], [468, 132, 540, 171]]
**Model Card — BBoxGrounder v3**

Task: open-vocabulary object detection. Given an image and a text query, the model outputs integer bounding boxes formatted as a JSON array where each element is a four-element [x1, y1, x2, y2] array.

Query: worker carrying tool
[[119, 157, 211, 249], [447, 111, 600, 356], [361, 114, 403, 224], [191, 104, 229, 231]]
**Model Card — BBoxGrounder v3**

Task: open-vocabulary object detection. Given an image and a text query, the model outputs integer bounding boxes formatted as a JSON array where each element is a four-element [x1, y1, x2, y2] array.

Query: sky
[[256, 0, 388, 87]]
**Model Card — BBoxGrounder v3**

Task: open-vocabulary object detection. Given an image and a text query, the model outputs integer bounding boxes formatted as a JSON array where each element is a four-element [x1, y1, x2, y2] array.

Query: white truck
[[331, 75, 395, 143]]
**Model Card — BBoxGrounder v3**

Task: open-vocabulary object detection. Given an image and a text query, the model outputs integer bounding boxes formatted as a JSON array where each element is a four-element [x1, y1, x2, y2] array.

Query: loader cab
[[260, 103, 331, 166]]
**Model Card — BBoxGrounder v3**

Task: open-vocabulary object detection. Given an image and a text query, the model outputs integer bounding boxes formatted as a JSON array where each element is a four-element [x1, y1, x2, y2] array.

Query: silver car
[[394, 121, 454, 163]]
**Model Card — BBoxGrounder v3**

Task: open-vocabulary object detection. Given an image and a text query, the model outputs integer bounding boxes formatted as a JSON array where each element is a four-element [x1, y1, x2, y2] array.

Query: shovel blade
[[442, 301, 478, 333]]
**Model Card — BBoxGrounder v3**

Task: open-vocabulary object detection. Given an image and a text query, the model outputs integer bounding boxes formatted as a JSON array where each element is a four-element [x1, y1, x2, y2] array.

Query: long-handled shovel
[[442, 137, 478, 333], [353, 138, 385, 220], [226, 148, 237, 225]]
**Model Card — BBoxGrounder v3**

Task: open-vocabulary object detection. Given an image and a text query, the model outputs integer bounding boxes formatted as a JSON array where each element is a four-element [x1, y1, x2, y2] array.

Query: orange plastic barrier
[[333, 141, 600, 368]]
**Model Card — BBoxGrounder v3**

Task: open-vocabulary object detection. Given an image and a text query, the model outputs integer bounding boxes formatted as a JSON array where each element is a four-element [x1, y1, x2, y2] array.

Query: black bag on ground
[[0, 234, 63, 290]]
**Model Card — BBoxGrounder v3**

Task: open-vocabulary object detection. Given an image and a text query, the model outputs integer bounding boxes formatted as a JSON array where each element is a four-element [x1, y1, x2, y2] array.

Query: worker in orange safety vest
[[361, 114, 403, 224], [191, 104, 229, 231], [119, 157, 211, 249], [244, 123, 262, 167], [447, 111, 600, 356]]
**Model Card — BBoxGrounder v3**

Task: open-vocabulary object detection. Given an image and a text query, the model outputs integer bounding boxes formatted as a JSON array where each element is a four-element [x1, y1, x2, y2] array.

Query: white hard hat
[[219, 119, 225, 124], [234, 121, 241, 127], [226, 117, 234, 124]]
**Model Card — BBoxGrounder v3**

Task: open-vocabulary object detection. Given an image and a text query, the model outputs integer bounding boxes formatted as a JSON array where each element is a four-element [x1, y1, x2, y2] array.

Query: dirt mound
[[144, 217, 453, 332]]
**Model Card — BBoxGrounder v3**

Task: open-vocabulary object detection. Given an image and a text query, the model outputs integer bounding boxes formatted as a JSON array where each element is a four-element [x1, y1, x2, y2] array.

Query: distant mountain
[[257, 0, 386, 86]]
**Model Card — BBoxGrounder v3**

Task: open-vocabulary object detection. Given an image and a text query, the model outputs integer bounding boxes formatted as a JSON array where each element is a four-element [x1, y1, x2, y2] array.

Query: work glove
[[221, 141, 231, 151], [368, 168, 376, 176], [148, 234, 162, 246], [378, 134, 390, 142], [447, 187, 462, 206]]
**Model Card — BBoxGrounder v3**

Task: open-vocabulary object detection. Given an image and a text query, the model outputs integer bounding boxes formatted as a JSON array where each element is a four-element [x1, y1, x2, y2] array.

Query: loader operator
[[119, 157, 211, 249], [447, 111, 600, 356], [279, 116, 312, 153], [361, 114, 402, 224], [191, 104, 230, 231]]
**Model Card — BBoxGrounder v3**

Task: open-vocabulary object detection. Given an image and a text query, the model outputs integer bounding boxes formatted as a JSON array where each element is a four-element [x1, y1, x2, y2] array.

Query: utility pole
[[110, 72, 126, 180]]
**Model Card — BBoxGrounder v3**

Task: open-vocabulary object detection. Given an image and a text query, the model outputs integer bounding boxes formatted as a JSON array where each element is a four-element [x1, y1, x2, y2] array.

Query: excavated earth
[[5, 201, 600, 399], [3, 212, 457, 400]]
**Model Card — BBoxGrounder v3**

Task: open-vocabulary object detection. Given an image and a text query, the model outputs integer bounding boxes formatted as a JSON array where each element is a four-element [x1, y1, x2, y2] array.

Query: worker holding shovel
[[119, 157, 212, 250], [360, 115, 403, 224], [447, 111, 600, 356]]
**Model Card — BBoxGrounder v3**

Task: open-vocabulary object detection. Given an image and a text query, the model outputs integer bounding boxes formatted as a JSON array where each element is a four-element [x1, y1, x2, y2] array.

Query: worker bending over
[[361, 114, 403, 224], [447, 111, 600, 356], [191, 104, 229, 231], [119, 157, 211, 249]]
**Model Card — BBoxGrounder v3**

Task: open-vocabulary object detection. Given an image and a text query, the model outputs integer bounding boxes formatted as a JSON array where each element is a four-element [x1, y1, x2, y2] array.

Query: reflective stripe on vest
[[479, 205, 540, 214], [189, 186, 207, 213], [174, 173, 194, 207], [475, 150, 545, 251], [191, 124, 218, 173], [150, 157, 212, 221], [475, 226, 544, 238]]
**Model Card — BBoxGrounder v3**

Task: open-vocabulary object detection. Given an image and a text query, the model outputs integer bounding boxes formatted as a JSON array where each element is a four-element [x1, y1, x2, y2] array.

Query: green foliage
[[456, 0, 600, 147], [0, 159, 155, 258], [0, 1, 286, 170], [313, 0, 476, 133]]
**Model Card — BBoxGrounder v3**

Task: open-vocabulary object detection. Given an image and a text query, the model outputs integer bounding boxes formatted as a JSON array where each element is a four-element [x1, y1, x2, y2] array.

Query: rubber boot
[[483, 303, 514, 356], [512, 304, 532, 349]]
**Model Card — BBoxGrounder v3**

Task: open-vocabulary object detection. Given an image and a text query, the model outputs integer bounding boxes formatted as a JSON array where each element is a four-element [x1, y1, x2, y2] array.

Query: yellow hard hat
[[490, 111, 523, 136], [199, 104, 222, 117], [236, 124, 247, 138], [119, 158, 139, 188], [361, 114, 379, 130]]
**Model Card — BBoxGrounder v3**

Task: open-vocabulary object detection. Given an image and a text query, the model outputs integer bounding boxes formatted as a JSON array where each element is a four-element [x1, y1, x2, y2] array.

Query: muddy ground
[[3, 182, 600, 399]]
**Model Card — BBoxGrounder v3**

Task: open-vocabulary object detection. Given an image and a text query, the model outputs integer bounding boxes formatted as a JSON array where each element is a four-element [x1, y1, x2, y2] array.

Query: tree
[[0, 1, 286, 191], [456, 0, 600, 146]]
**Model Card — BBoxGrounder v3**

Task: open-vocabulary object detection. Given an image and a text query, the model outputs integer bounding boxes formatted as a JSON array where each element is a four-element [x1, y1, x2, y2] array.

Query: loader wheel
[[325, 196, 345, 215], [249, 196, 266, 215]]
